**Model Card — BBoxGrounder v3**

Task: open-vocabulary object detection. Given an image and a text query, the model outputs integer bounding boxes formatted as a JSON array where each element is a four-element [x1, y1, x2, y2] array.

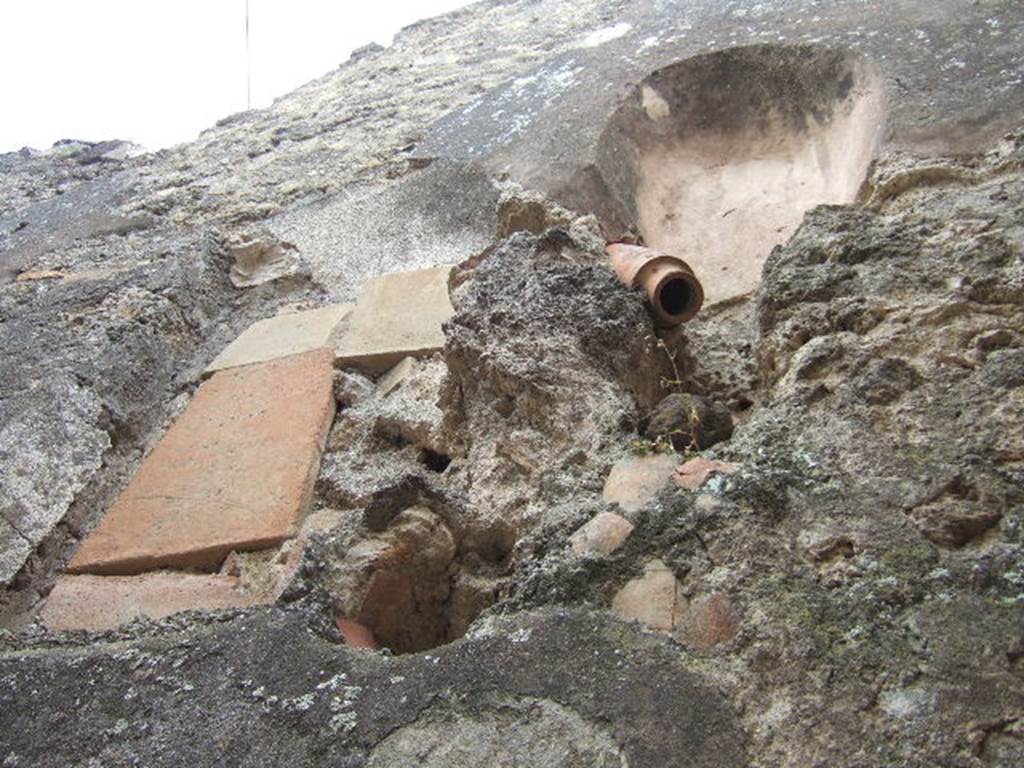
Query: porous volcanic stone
[[68, 349, 336, 575], [645, 393, 733, 451], [335, 266, 454, 372]]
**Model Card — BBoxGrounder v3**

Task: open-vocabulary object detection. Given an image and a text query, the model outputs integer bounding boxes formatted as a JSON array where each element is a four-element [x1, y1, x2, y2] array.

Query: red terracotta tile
[[68, 349, 335, 575]]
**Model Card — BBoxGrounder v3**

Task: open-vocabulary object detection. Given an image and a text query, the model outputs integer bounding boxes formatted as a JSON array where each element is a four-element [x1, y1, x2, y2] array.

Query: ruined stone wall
[[1, 1, 1023, 766]]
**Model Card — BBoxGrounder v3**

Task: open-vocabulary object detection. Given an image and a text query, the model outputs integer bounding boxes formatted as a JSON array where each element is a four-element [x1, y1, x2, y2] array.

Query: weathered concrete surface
[[69, 349, 335, 575], [0, 375, 110, 586], [0, 167, 149, 284], [269, 161, 500, 302], [423, 2, 1024, 218], [437, 231, 676, 532], [205, 302, 353, 375], [0, 608, 748, 768], [0, 520, 31, 589], [335, 266, 454, 371], [39, 573, 256, 632]]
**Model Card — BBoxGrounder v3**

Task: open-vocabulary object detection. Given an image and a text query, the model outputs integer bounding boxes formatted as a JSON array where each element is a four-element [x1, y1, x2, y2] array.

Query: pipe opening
[[658, 277, 695, 318]]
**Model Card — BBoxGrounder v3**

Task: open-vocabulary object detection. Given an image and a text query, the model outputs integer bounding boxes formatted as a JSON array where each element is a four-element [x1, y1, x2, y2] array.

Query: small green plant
[[628, 435, 676, 455], [647, 335, 684, 392]]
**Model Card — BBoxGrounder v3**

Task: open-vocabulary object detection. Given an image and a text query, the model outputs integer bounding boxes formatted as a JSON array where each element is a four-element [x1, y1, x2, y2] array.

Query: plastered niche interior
[[597, 44, 886, 305]]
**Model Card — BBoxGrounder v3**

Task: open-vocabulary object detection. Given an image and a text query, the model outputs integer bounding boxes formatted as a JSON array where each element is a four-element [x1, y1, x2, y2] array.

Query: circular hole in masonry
[[658, 277, 694, 318]]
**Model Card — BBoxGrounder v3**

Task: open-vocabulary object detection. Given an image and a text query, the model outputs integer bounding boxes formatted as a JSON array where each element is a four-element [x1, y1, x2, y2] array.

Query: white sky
[[0, 1, 473, 152]]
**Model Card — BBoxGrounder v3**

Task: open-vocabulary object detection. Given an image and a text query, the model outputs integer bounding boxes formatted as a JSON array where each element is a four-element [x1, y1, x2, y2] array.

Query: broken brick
[[674, 457, 739, 491], [40, 573, 256, 632], [674, 591, 740, 649], [611, 559, 678, 632], [603, 454, 678, 512]]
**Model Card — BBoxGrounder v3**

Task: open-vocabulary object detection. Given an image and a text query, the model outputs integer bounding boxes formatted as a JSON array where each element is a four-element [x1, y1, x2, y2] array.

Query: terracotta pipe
[[606, 243, 704, 326]]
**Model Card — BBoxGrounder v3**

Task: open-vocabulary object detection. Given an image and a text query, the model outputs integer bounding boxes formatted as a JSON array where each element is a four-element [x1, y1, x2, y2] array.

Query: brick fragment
[[603, 454, 678, 512], [674, 457, 739, 491]]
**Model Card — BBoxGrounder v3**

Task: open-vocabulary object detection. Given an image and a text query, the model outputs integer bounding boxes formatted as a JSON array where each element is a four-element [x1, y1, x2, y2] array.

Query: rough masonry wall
[[1, 1, 1023, 766]]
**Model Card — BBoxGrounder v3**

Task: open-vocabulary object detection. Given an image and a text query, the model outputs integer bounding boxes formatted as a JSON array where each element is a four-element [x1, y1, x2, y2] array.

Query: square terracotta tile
[[68, 349, 336, 575]]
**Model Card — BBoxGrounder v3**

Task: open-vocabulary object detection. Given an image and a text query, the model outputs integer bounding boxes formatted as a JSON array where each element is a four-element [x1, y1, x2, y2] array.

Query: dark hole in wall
[[420, 448, 452, 473], [659, 277, 693, 317], [352, 509, 515, 654]]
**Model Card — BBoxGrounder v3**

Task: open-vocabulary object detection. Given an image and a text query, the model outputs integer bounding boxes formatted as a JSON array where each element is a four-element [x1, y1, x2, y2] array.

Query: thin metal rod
[[245, 0, 251, 109]]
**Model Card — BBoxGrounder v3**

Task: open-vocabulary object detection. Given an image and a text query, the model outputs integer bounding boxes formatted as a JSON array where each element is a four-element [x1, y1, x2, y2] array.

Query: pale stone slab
[[602, 454, 679, 513], [68, 349, 336, 575], [569, 512, 634, 556], [611, 559, 679, 632], [377, 356, 418, 397], [206, 303, 353, 375], [40, 573, 258, 632], [335, 266, 454, 372]]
